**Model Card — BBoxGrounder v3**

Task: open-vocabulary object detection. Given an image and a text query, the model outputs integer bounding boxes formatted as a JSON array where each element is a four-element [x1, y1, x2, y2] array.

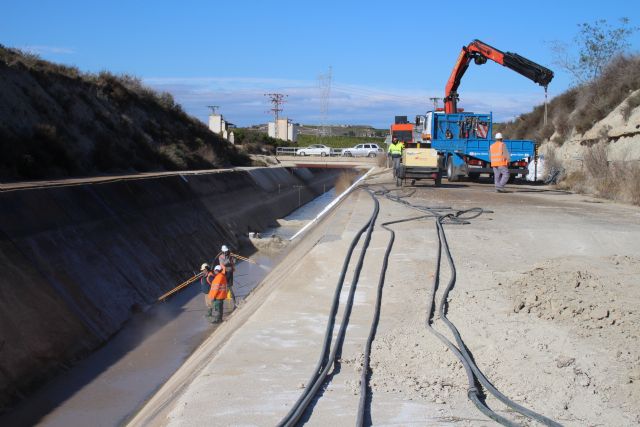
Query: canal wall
[[0, 167, 343, 409]]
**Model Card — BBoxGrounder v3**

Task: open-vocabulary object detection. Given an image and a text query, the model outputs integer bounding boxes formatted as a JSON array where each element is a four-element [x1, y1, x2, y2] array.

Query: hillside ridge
[[0, 46, 249, 182]]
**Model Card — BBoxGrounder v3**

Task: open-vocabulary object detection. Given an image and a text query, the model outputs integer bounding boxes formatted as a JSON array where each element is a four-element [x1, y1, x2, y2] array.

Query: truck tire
[[321, 152, 327, 157], [368, 152, 376, 158], [447, 157, 459, 182]]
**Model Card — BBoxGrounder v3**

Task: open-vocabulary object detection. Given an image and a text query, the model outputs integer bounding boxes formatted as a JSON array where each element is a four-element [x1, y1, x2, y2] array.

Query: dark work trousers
[[212, 299, 224, 323]]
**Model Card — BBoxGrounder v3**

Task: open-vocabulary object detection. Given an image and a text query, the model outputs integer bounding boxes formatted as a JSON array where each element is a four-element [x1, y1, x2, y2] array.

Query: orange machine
[[390, 116, 414, 145]]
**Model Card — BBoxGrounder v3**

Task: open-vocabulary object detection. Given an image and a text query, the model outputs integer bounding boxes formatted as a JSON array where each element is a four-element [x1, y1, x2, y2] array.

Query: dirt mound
[[507, 255, 640, 424], [510, 255, 639, 335]]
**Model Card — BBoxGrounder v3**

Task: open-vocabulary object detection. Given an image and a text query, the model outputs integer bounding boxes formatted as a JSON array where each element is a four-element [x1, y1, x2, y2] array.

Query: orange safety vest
[[490, 141, 510, 167], [207, 267, 228, 300]]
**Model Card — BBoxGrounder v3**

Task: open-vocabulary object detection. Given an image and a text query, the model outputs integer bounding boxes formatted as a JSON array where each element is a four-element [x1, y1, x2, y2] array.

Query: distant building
[[208, 112, 235, 143], [268, 118, 298, 142]]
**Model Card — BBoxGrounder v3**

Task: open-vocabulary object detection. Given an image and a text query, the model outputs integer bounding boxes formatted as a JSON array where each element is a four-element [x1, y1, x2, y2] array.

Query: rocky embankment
[[0, 166, 343, 411]]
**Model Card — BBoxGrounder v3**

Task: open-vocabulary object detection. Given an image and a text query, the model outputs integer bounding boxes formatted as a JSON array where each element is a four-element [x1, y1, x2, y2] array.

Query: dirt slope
[[0, 46, 249, 181]]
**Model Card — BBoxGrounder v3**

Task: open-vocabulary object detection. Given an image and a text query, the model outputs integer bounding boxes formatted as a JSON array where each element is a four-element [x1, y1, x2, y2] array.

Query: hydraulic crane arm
[[444, 39, 554, 113]]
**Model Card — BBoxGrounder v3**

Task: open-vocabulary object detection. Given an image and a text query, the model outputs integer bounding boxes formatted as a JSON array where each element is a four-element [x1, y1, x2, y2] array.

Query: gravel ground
[[130, 170, 640, 426]]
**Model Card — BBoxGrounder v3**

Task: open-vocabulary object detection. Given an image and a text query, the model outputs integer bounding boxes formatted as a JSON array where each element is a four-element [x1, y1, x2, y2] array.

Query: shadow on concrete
[[0, 285, 210, 427]]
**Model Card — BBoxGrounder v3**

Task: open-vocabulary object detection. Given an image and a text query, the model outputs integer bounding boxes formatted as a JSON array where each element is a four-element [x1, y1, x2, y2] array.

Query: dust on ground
[[504, 255, 640, 424]]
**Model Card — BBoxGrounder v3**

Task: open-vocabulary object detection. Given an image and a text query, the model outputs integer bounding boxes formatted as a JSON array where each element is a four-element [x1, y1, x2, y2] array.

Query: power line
[[265, 93, 287, 139], [318, 66, 332, 137]]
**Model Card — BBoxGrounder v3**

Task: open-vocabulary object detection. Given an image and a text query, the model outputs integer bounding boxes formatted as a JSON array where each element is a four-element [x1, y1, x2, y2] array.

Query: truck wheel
[[447, 157, 459, 182], [321, 152, 326, 157]]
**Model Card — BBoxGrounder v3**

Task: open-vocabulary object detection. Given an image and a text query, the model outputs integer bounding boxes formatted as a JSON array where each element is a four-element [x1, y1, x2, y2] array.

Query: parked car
[[341, 143, 384, 157], [296, 144, 331, 156]]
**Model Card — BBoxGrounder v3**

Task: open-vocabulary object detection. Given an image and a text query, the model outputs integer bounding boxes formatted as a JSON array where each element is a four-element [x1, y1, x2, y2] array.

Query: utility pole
[[265, 93, 287, 139], [428, 97, 441, 111], [318, 66, 332, 138], [207, 105, 220, 114]]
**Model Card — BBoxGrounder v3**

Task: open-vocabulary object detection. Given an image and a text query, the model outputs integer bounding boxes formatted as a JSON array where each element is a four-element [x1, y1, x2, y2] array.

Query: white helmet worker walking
[[490, 132, 510, 193]]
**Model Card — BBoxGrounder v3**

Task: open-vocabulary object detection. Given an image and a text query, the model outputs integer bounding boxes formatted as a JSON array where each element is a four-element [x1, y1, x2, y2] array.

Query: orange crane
[[444, 39, 554, 113]]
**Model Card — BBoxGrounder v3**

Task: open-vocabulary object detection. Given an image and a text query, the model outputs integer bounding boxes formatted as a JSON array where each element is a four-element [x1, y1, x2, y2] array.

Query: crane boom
[[444, 39, 554, 113]]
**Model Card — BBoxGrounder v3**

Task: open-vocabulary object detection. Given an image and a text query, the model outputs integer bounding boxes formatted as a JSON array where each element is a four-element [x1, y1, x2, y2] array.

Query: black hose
[[381, 186, 561, 426], [356, 212, 433, 426], [436, 217, 562, 427], [277, 191, 380, 427]]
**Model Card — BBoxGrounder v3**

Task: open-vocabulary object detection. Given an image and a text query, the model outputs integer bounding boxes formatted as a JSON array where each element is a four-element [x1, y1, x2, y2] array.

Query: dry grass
[[500, 55, 640, 144], [556, 143, 640, 205], [0, 44, 250, 181]]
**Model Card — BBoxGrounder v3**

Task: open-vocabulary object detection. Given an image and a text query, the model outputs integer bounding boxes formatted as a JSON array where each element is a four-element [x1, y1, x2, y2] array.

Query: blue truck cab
[[415, 111, 537, 182]]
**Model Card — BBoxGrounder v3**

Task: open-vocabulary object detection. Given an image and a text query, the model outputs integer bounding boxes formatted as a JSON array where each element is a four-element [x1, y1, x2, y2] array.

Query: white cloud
[[144, 76, 546, 128]]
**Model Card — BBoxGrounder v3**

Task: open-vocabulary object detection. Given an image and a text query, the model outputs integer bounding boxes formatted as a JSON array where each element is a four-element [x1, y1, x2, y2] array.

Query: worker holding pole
[[200, 263, 214, 319], [218, 245, 237, 308], [208, 265, 228, 323]]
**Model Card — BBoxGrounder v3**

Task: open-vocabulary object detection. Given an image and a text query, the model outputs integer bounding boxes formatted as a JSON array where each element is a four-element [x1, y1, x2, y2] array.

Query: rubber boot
[[204, 306, 212, 319]]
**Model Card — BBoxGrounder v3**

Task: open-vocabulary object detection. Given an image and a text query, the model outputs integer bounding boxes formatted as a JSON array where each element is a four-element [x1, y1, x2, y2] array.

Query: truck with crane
[[415, 39, 553, 182]]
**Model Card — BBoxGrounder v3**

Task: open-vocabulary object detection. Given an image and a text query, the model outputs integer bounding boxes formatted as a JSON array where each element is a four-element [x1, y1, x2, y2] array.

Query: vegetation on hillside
[[0, 45, 250, 181], [233, 129, 284, 154], [498, 54, 640, 144], [496, 18, 640, 206]]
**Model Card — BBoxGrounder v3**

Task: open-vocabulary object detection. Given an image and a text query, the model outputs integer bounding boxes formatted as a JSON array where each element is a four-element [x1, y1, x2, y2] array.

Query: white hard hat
[[221, 245, 229, 252], [200, 263, 210, 271], [214, 265, 222, 272], [495, 132, 503, 140]]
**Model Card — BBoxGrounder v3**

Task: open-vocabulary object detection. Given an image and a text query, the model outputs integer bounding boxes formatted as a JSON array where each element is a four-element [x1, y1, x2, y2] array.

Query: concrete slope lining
[[0, 166, 345, 411]]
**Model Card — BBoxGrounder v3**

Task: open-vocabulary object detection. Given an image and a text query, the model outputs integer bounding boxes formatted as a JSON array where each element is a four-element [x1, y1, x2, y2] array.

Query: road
[[130, 170, 640, 426]]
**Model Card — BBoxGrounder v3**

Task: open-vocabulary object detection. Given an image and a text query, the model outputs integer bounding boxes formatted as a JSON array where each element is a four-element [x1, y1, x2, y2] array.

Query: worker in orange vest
[[490, 133, 511, 193], [208, 265, 228, 323]]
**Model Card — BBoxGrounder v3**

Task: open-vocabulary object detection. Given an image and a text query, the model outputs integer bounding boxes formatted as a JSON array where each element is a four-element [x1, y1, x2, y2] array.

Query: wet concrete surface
[[0, 187, 342, 427]]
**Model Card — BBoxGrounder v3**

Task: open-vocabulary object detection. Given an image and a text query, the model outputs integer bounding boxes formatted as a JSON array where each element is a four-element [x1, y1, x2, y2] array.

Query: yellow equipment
[[396, 144, 443, 187], [402, 147, 440, 168]]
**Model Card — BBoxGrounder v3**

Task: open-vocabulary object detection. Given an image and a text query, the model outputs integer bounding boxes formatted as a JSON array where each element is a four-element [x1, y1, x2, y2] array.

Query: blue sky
[[2, 0, 639, 128]]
